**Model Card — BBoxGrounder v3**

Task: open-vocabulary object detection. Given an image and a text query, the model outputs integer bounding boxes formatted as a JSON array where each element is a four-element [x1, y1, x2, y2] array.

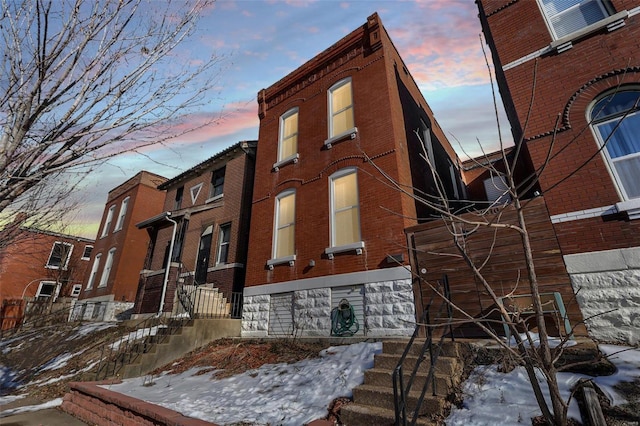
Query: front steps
[[341, 339, 469, 426]]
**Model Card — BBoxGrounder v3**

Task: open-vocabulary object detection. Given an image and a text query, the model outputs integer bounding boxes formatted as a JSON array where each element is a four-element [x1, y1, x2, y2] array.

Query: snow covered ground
[[1, 322, 639, 425]]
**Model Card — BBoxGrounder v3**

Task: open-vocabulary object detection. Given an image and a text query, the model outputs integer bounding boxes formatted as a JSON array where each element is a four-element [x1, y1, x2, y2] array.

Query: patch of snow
[[0, 393, 26, 406], [507, 332, 577, 348], [39, 348, 87, 372], [103, 341, 382, 426], [0, 397, 63, 418], [592, 344, 640, 406], [0, 366, 21, 395], [110, 326, 166, 350], [67, 322, 117, 340]]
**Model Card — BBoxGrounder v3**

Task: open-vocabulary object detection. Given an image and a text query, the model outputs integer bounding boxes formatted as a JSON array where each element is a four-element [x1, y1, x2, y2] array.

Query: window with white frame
[[590, 89, 640, 200], [36, 281, 59, 300], [538, 0, 610, 39], [46, 242, 73, 269], [86, 253, 101, 290], [98, 248, 115, 288], [100, 205, 116, 238], [71, 284, 82, 297], [278, 108, 299, 163], [209, 167, 225, 200], [81, 245, 93, 260], [114, 196, 130, 232], [330, 169, 361, 248], [328, 78, 355, 139], [216, 223, 231, 265], [272, 190, 296, 260]]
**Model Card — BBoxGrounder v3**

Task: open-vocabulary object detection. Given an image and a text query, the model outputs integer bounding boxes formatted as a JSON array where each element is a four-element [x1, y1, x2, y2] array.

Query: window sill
[[324, 127, 358, 149], [325, 241, 365, 260], [273, 154, 299, 171], [550, 10, 629, 53], [616, 198, 640, 220], [205, 194, 223, 204], [267, 255, 296, 270]]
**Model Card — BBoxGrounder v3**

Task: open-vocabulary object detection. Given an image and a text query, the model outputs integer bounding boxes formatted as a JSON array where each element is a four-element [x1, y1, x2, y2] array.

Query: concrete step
[[374, 353, 460, 377], [364, 368, 454, 397], [352, 384, 447, 416], [340, 403, 437, 426], [382, 339, 462, 358]]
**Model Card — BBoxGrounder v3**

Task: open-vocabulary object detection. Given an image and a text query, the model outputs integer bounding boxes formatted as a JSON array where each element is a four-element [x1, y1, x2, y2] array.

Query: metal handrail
[[393, 274, 454, 426]]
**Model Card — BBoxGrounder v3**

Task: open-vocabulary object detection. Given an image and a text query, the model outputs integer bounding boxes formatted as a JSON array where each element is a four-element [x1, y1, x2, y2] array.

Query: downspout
[[158, 212, 178, 316]]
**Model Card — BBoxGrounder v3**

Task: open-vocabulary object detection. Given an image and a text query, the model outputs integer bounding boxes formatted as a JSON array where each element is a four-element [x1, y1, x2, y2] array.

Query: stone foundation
[[565, 247, 640, 344]]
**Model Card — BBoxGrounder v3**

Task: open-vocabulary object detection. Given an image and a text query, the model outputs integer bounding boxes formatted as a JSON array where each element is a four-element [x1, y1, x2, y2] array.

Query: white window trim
[[326, 78, 356, 147], [274, 108, 299, 170], [71, 284, 82, 297], [205, 193, 224, 204], [81, 245, 93, 261], [35, 281, 60, 300], [215, 223, 232, 265], [98, 248, 115, 288], [46, 241, 73, 270], [327, 168, 363, 255], [209, 168, 225, 201], [537, 0, 610, 40], [100, 205, 116, 238], [270, 189, 296, 266], [114, 196, 130, 232], [588, 89, 640, 206], [86, 253, 101, 290]]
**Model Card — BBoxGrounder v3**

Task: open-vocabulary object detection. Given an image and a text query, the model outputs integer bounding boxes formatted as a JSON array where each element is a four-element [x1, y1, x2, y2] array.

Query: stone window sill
[[205, 194, 223, 204], [324, 127, 358, 149], [616, 198, 640, 220], [325, 241, 365, 260], [273, 154, 299, 172], [550, 10, 629, 53], [267, 255, 296, 270]]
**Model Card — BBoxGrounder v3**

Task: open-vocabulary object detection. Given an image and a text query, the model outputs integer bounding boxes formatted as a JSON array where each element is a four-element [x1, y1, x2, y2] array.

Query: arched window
[[590, 89, 640, 200]]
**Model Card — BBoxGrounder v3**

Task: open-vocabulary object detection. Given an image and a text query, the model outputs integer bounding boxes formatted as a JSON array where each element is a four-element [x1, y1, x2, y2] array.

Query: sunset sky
[[72, 0, 512, 238]]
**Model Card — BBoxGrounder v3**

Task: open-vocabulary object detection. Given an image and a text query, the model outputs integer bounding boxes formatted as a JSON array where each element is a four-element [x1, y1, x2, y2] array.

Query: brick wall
[[479, 0, 640, 253]]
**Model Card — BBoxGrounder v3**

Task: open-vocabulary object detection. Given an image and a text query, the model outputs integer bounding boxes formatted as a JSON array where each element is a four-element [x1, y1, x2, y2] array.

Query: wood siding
[[406, 197, 586, 338]]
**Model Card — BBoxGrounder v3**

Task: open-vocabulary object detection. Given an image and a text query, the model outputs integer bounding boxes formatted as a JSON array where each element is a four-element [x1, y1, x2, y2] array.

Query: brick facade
[[79, 171, 167, 307], [477, 0, 640, 343], [243, 14, 463, 337], [134, 141, 256, 317]]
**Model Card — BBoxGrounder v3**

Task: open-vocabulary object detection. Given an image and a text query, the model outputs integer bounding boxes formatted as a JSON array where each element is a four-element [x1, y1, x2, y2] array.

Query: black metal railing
[[174, 285, 243, 319], [392, 274, 454, 426]]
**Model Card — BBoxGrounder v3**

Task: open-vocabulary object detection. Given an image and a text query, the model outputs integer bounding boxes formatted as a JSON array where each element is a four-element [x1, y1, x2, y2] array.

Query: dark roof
[[158, 140, 257, 190]]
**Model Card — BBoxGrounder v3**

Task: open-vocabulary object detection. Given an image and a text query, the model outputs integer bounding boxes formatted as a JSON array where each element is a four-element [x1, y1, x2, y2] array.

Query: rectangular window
[[36, 281, 59, 300], [420, 119, 435, 168], [273, 191, 295, 259], [209, 167, 225, 199], [330, 169, 361, 247], [71, 284, 82, 297], [98, 248, 115, 288], [81, 245, 93, 260], [329, 79, 354, 138], [174, 186, 184, 210], [171, 219, 189, 262], [279, 108, 299, 162], [86, 253, 101, 290], [114, 196, 130, 232], [216, 223, 231, 265], [100, 205, 116, 238], [538, 0, 609, 39], [46, 242, 73, 269]]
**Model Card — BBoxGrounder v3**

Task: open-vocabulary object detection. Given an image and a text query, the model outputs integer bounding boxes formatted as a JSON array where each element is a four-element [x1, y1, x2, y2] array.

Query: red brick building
[[73, 171, 167, 321], [0, 221, 93, 329], [477, 0, 640, 343], [242, 13, 464, 337], [133, 141, 256, 318]]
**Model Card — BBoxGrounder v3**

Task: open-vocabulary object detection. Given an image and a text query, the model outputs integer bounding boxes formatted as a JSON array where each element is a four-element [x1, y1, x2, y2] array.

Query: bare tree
[[0, 0, 224, 238]]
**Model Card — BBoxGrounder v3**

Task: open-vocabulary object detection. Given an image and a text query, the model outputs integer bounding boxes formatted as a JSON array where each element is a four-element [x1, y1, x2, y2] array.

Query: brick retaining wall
[[61, 381, 217, 426]]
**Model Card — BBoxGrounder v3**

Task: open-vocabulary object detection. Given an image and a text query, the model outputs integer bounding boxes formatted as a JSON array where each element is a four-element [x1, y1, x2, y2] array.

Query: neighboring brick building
[[133, 141, 256, 318], [73, 171, 167, 321], [242, 13, 464, 338], [477, 0, 640, 343], [0, 219, 93, 329]]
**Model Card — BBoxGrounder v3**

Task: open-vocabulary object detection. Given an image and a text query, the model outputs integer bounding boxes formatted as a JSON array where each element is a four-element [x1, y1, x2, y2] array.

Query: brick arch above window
[[525, 67, 640, 142]]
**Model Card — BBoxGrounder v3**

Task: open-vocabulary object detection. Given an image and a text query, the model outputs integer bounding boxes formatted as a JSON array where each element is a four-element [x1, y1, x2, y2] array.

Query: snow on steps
[[341, 339, 469, 426]]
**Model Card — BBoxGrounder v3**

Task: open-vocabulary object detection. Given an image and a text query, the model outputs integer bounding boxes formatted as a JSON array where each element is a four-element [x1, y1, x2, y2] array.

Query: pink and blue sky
[[72, 0, 512, 238]]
